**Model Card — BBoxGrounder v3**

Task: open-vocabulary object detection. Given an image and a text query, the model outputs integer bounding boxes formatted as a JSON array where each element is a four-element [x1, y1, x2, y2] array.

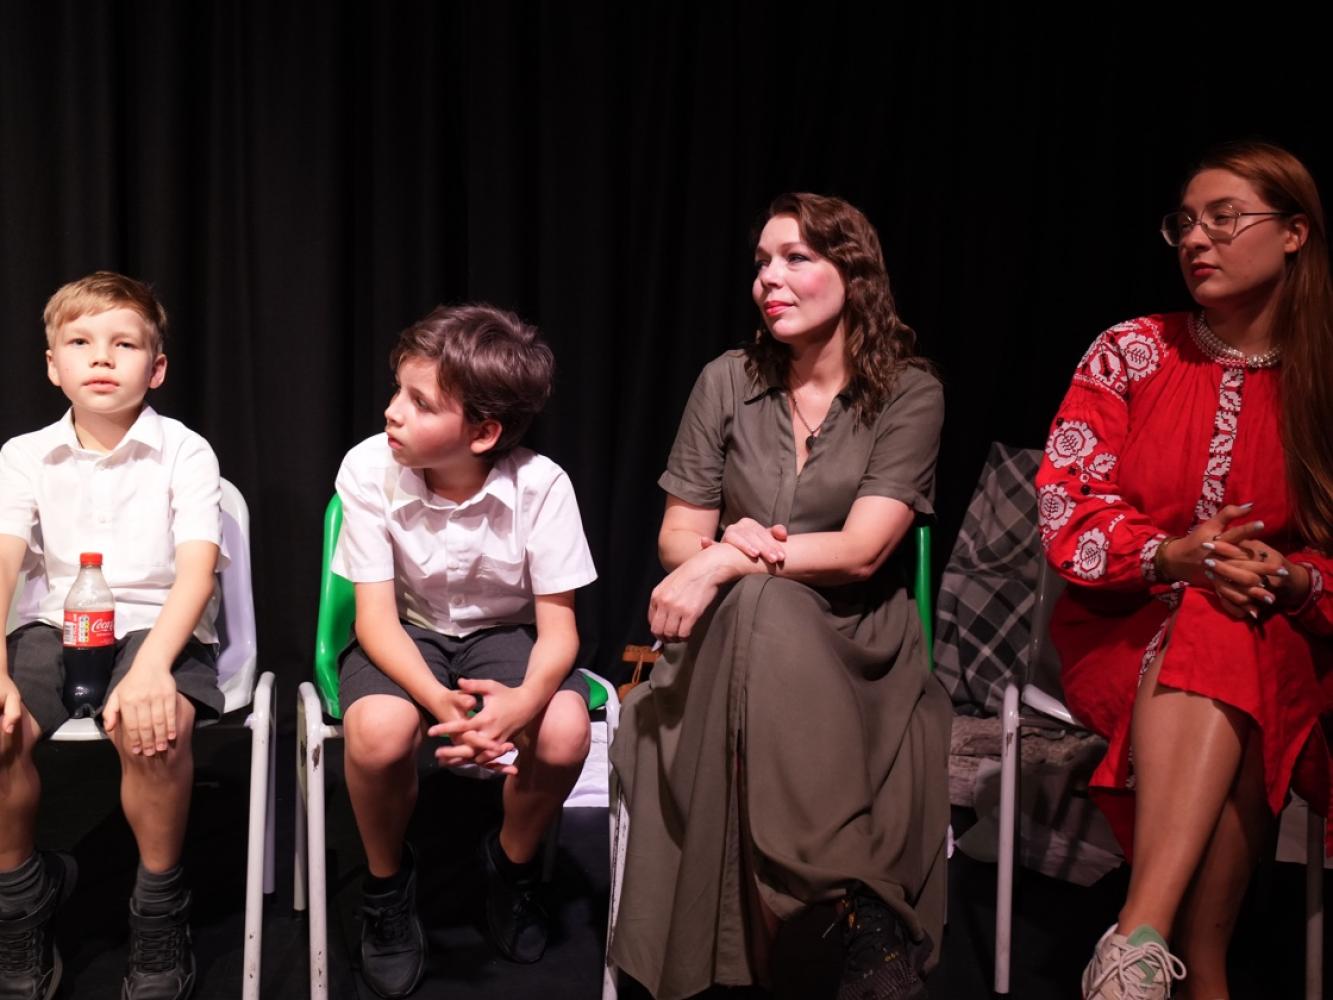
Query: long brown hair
[[1191, 142, 1333, 550], [744, 192, 925, 426]]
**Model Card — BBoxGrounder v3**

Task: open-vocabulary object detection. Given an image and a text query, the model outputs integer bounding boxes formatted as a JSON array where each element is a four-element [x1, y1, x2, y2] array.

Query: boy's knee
[[534, 694, 590, 770], [345, 697, 420, 770]]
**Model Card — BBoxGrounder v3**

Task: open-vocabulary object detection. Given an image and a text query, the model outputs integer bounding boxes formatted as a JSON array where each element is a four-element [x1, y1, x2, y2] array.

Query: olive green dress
[[608, 351, 951, 999]]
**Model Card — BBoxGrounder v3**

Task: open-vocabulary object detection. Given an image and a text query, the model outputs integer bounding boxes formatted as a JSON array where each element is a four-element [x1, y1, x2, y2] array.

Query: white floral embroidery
[[1087, 452, 1118, 478], [1072, 527, 1110, 580], [1038, 483, 1075, 537], [1046, 420, 1098, 469], [1102, 494, 1122, 504], [1117, 330, 1162, 380], [1193, 368, 1245, 528], [1140, 533, 1167, 582]]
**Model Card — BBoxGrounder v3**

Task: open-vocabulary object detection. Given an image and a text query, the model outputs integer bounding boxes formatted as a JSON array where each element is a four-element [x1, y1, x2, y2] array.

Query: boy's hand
[[428, 679, 542, 774], [0, 673, 23, 736], [423, 683, 518, 774], [104, 661, 178, 756]]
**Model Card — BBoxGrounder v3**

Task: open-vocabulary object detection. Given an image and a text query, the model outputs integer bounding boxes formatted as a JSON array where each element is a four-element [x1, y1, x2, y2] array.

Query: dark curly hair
[[744, 192, 925, 426]]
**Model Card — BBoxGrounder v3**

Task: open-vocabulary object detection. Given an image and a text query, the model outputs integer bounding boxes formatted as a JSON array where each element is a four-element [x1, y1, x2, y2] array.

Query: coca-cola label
[[63, 610, 115, 648]]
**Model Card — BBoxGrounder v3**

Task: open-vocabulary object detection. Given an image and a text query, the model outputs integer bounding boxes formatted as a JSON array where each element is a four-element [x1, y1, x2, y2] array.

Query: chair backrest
[[1021, 556, 1066, 703], [3, 477, 258, 741], [912, 523, 933, 671], [313, 495, 355, 719]]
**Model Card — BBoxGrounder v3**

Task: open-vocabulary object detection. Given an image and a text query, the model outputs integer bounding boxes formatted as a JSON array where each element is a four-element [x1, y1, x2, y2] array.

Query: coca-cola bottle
[[62, 552, 115, 718]]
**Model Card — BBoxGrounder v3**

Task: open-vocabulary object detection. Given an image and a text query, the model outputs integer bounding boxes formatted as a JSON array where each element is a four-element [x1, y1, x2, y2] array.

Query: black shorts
[[338, 621, 590, 714], [5, 622, 224, 738]]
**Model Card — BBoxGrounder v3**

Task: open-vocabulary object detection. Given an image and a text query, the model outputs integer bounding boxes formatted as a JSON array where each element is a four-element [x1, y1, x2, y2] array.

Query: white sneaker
[[1082, 924, 1186, 999]]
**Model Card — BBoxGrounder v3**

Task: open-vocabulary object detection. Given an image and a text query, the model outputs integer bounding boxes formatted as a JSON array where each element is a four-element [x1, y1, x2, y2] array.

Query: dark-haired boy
[[0, 272, 225, 1000], [332, 304, 596, 998]]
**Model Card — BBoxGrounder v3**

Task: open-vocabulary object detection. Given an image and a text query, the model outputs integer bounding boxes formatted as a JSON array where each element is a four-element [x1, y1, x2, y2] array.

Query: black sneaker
[[0, 852, 76, 1000], [480, 829, 548, 964], [358, 855, 426, 999], [122, 891, 195, 1000], [836, 887, 930, 1000]]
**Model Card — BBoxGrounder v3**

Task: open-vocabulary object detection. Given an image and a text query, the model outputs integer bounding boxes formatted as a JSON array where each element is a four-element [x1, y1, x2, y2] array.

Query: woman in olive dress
[[609, 192, 950, 1000]]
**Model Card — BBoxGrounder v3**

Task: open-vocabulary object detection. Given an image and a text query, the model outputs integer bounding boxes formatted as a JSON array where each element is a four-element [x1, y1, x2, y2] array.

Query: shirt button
[[448, 560, 460, 571], [451, 595, 463, 606]]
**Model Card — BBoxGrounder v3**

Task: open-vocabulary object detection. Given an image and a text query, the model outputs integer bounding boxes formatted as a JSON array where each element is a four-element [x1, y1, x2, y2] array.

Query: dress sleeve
[[857, 368, 943, 516], [1288, 549, 1333, 636], [1036, 325, 1170, 591], [658, 357, 732, 508]]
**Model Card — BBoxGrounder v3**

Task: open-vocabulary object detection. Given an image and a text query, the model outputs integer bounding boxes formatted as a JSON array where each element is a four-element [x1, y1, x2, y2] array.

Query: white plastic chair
[[4, 479, 277, 1000], [994, 560, 1324, 998]]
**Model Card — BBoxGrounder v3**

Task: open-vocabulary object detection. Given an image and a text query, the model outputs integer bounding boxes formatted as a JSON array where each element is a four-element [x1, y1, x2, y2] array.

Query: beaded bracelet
[[1154, 536, 1181, 583]]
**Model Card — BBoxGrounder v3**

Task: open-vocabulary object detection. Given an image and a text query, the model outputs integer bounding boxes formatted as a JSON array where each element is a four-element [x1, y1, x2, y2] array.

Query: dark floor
[[32, 725, 1333, 999]]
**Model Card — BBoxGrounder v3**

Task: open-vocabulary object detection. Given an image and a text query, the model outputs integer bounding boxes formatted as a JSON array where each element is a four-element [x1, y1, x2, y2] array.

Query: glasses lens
[[1201, 207, 1238, 239], [1160, 213, 1187, 246]]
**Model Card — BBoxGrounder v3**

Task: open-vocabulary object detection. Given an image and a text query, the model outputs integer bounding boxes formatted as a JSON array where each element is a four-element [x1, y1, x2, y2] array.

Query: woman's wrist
[[1279, 560, 1314, 612], [1154, 536, 1182, 582]]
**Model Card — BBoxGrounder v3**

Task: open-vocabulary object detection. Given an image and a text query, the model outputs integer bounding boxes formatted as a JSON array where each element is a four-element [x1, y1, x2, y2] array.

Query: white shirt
[[0, 407, 224, 643], [332, 435, 597, 637]]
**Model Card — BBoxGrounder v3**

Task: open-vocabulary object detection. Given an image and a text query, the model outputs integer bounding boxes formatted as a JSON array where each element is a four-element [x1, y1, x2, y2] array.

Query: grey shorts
[[339, 621, 590, 714], [6, 622, 224, 739]]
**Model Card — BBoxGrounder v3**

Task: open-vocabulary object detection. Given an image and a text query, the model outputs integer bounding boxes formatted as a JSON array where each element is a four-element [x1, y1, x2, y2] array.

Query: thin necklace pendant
[[789, 390, 822, 445], [1191, 314, 1281, 369]]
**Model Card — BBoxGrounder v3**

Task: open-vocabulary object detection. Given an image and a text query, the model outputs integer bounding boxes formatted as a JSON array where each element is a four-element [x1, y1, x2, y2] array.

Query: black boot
[[836, 886, 930, 1000], [0, 852, 76, 1000], [122, 891, 195, 1000]]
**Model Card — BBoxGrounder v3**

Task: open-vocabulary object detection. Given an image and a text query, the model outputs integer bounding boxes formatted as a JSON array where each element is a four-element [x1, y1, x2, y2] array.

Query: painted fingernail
[[1239, 501, 1255, 509], [1263, 593, 1276, 605], [1204, 570, 1215, 579], [1201, 542, 1216, 551], [1249, 609, 1260, 620], [1251, 521, 1265, 530], [1204, 558, 1216, 568], [1278, 567, 1290, 577]]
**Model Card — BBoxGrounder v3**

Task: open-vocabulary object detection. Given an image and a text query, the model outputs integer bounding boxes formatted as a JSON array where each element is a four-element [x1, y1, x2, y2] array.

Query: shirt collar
[[389, 455, 517, 514], [40, 405, 164, 460], [741, 368, 854, 405]]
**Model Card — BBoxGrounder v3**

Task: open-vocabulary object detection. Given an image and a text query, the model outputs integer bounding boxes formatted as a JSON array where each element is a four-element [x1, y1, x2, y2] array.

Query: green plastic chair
[[912, 523, 934, 669]]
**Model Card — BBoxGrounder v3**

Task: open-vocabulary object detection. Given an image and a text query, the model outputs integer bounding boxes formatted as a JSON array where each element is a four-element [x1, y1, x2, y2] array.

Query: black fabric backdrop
[[1, 3, 1327, 724]]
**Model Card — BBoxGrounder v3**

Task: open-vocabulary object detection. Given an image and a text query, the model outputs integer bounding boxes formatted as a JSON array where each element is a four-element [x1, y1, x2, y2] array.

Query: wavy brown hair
[[1191, 142, 1333, 551], [744, 192, 925, 426]]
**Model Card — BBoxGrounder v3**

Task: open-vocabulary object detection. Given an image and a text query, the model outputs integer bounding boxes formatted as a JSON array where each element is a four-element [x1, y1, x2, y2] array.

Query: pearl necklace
[[1190, 314, 1281, 369]]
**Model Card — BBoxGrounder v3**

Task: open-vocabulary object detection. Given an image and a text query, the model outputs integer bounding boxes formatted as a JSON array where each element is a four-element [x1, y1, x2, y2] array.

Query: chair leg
[[297, 682, 332, 1000], [294, 688, 309, 913], [242, 672, 276, 1000], [995, 680, 1021, 996], [1307, 807, 1324, 1000]]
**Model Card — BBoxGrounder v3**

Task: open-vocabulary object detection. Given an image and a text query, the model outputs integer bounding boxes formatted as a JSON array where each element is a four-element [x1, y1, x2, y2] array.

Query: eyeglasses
[[1160, 205, 1291, 247]]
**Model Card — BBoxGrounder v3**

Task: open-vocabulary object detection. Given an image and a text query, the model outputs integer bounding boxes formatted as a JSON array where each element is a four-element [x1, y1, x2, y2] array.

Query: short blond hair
[[43, 271, 168, 354]]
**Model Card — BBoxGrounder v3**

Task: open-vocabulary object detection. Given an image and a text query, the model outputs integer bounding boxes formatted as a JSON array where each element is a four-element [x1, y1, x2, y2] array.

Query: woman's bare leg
[[1117, 650, 1251, 936], [1171, 728, 1271, 999]]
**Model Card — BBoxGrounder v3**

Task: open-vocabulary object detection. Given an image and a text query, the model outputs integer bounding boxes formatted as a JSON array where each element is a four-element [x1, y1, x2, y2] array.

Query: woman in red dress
[[1037, 141, 1333, 999]]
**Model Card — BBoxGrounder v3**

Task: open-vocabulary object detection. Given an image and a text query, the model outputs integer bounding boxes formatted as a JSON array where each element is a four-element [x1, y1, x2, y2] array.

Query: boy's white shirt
[[333, 435, 597, 637], [0, 406, 225, 642]]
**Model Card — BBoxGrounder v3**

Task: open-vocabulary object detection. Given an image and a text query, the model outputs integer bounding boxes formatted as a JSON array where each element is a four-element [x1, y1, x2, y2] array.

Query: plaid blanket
[[934, 442, 1043, 715]]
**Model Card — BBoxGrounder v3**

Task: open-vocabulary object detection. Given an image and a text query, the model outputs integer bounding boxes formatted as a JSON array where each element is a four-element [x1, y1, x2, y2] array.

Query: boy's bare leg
[[1117, 650, 1249, 936], [500, 690, 590, 864], [112, 694, 196, 872], [0, 710, 43, 870], [1171, 728, 1271, 999], [344, 695, 423, 876]]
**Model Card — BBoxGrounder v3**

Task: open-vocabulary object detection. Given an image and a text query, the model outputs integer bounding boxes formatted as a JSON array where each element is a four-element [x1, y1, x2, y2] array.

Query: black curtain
[[2, 2, 1328, 721]]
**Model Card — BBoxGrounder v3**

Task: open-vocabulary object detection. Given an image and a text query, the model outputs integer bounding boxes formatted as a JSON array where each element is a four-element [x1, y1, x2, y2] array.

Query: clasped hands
[[425, 678, 542, 775], [1161, 502, 1311, 620], [649, 518, 786, 642]]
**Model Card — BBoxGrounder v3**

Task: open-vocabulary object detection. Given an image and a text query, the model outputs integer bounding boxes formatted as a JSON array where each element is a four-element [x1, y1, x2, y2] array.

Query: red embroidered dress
[[1036, 312, 1333, 853]]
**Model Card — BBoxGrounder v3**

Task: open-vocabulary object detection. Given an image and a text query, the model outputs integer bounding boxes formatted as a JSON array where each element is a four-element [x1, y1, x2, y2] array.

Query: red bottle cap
[[78, 552, 103, 567]]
